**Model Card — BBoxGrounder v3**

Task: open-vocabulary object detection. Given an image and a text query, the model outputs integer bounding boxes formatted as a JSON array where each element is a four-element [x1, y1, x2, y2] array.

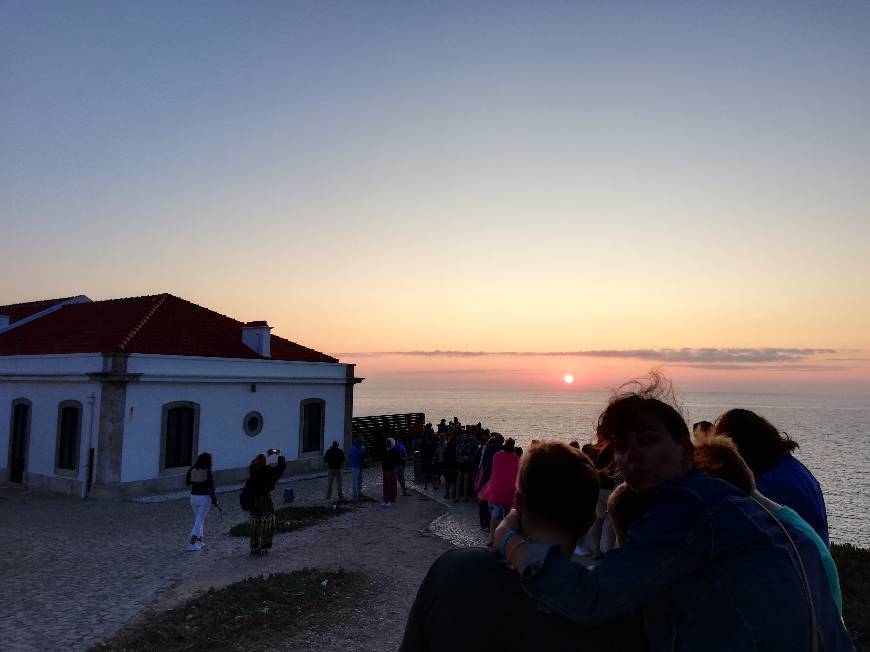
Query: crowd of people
[[179, 373, 855, 649], [402, 373, 854, 651], [410, 418, 527, 540]]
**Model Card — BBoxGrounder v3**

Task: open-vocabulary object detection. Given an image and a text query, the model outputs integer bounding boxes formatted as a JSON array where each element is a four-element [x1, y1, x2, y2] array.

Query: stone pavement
[[0, 467, 486, 651]]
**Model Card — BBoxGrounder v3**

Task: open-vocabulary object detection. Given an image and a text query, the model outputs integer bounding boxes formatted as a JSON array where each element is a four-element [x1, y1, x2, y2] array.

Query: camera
[[267, 448, 280, 456]]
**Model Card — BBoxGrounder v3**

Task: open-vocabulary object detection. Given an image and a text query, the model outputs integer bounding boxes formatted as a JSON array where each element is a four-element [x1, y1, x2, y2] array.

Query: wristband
[[499, 529, 516, 559]]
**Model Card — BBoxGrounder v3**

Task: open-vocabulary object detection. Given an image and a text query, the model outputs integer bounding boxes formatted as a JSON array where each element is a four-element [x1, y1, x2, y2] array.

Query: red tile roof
[[0, 294, 338, 363], [0, 296, 78, 323]]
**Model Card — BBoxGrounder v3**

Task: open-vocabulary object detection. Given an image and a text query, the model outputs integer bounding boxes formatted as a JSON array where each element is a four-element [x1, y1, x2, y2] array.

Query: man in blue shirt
[[347, 437, 367, 498]]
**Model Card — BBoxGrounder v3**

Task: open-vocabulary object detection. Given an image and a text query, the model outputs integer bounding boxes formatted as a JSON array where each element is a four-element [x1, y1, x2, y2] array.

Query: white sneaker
[[187, 542, 202, 551]]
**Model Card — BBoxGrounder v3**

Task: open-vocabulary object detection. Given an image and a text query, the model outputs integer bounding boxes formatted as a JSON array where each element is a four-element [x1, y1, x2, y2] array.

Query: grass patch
[[229, 503, 364, 537], [832, 543, 870, 650], [91, 569, 363, 652]]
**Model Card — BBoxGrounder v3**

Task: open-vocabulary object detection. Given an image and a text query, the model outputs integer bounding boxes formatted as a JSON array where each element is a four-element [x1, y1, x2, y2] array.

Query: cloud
[[338, 348, 837, 364], [670, 363, 850, 372], [378, 367, 524, 376]]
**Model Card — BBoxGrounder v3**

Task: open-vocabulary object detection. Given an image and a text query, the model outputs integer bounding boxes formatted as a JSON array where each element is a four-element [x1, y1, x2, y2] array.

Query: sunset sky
[[2, 2, 869, 392]]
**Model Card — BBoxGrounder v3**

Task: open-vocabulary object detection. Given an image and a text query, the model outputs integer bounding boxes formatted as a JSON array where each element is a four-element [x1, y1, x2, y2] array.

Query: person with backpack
[[244, 451, 286, 555], [185, 452, 218, 551]]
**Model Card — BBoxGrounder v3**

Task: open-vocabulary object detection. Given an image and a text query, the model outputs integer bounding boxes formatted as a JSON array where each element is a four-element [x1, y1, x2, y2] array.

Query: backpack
[[239, 478, 255, 511]]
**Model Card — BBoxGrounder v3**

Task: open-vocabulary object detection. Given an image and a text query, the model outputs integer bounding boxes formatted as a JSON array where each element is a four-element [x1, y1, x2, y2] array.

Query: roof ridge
[[117, 294, 169, 350]]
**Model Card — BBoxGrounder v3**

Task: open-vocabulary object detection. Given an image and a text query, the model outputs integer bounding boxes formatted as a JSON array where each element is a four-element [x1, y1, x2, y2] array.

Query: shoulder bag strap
[[750, 496, 818, 652]]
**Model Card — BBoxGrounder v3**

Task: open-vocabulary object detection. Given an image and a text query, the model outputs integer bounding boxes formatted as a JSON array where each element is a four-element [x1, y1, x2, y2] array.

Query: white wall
[[121, 379, 346, 482], [126, 354, 348, 381], [0, 353, 102, 376], [0, 379, 100, 481], [1, 353, 351, 487]]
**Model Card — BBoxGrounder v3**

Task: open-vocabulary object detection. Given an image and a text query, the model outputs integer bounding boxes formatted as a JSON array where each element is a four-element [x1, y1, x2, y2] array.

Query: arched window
[[299, 399, 325, 454], [161, 402, 200, 471], [8, 399, 32, 483], [56, 401, 82, 473]]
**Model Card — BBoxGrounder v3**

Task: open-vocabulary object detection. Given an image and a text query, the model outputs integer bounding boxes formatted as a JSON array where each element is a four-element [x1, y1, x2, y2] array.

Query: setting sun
[[563, 374, 574, 384]]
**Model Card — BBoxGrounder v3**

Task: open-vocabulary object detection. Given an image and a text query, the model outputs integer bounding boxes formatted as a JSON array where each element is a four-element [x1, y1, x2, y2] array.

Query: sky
[[2, 1, 870, 393]]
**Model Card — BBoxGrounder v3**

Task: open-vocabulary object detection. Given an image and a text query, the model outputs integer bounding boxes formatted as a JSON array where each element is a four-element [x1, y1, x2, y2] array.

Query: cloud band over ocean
[[338, 348, 843, 365], [340, 348, 837, 362]]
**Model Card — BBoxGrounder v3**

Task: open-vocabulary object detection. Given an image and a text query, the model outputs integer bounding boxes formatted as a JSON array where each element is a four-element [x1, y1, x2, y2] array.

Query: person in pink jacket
[[478, 438, 520, 546]]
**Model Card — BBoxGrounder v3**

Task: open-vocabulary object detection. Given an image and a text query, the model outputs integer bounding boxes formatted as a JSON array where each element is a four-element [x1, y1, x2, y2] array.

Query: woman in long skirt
[[248, 452, 286, 555]]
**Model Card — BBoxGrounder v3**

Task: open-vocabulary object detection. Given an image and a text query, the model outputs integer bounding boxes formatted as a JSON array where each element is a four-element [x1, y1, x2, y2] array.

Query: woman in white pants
[[186, 452, 218, 551]]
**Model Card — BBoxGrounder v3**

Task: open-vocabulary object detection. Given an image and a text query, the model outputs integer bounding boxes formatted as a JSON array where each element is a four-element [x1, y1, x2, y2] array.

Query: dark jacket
[[186, 466, 216, 503], [401, 548, 641, 652], [521, 470, 853, 652], [382, 447, 401, 471], [442, 442, 457, 471], [478, 443, 502, 486], [757, 453, 830, 545], [250, 456, 286, 497], [324, 445, 346, 470]]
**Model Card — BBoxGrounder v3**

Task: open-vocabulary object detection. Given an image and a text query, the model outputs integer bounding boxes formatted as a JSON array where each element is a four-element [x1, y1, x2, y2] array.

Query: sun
[[563, 374, 574, 384]]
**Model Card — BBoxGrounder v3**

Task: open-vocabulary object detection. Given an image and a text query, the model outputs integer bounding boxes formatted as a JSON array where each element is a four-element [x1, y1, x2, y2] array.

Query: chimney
[[0, 315, 9, 330], [242, 321, 272, 358]]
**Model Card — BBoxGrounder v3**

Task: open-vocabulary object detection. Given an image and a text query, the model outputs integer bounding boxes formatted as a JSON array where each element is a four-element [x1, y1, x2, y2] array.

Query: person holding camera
[[248, 448, 286, 556]]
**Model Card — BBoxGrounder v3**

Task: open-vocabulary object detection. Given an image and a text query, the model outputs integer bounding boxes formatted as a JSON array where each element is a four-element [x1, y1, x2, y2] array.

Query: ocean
[[354, 385, 870, 548]]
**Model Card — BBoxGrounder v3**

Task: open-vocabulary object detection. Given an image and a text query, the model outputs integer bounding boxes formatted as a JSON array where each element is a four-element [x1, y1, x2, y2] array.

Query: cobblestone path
[[0, 467, 486, 651]]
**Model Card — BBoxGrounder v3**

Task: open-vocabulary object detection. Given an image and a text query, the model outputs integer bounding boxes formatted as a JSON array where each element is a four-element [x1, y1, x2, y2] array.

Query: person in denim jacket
[[496, 375, 853, 652]]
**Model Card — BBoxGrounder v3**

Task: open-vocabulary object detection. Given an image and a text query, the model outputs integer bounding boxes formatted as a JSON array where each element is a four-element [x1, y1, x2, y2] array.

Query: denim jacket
[[757, 453, 830, 546], [520, 471, 853, 652]]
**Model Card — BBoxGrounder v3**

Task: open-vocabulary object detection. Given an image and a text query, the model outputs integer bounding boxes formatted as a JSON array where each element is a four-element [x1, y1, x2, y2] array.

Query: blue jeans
[[351, 467, 363, 497]]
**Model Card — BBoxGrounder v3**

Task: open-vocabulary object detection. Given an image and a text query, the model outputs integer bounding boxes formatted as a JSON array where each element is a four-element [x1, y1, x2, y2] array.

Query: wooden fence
[[351, 413, 425, 460]]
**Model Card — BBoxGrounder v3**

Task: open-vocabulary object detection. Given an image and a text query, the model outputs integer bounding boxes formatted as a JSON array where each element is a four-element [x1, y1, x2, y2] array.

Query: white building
[[0, 294, 360, 497]]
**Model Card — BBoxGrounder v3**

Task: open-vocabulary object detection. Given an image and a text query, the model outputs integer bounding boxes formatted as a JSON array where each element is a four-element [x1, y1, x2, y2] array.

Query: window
[[8, 399, 31, 483], [243, 411, 263, 437], [299, 399, 325, 454], [162, 402, 199, 470], [56, 401, 82, 473]]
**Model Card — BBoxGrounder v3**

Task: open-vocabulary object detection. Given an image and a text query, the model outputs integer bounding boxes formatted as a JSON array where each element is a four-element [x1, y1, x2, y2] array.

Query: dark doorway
[[301, 401, 324, 453], [165, 405, 195, 468], [9, 401, 31, 483]]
